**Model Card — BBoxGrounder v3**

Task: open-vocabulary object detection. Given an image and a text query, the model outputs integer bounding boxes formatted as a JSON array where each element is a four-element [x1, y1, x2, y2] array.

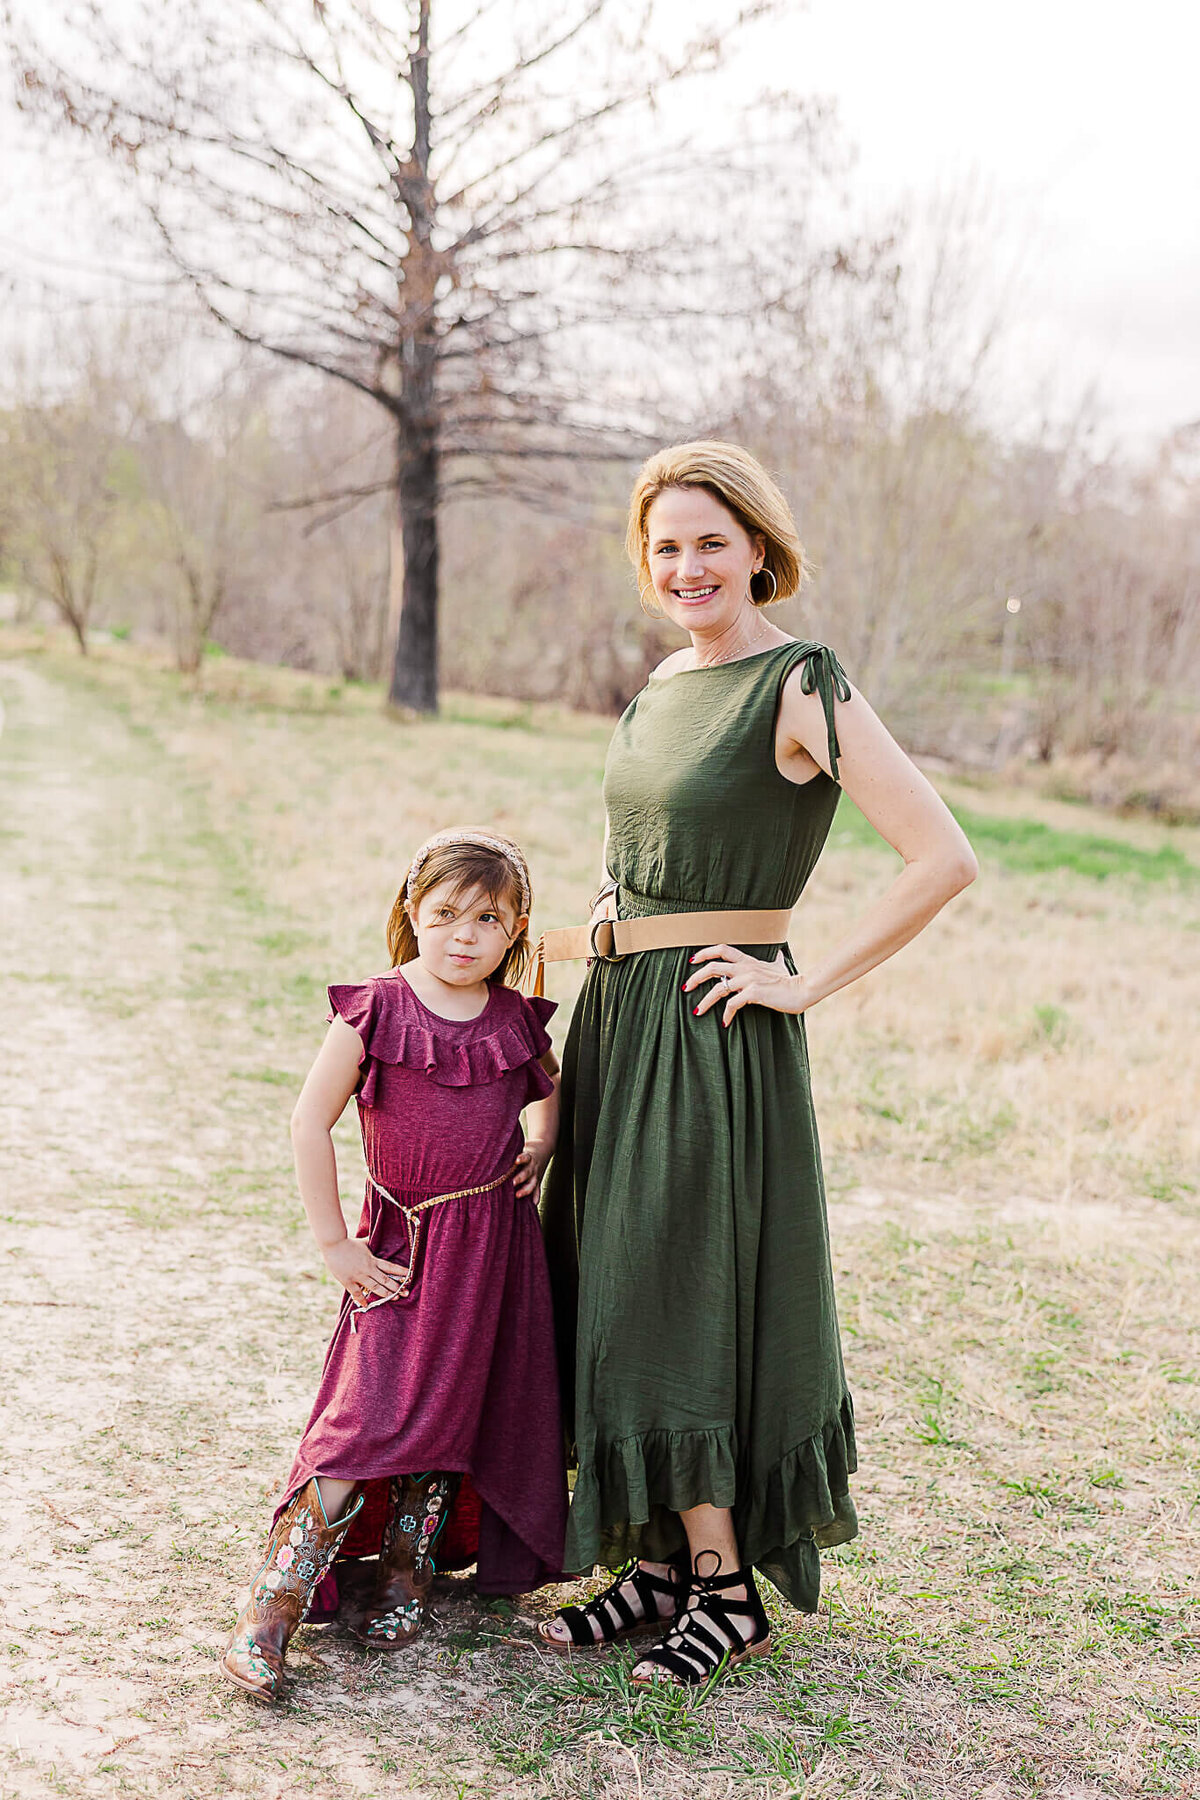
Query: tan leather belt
[[529, 908, 793, 994]]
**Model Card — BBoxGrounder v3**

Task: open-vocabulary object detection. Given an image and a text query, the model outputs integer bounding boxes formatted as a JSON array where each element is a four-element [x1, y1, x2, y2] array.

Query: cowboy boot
[[220, 1478, 364, 1700], [353, 1471, 461, 1647]]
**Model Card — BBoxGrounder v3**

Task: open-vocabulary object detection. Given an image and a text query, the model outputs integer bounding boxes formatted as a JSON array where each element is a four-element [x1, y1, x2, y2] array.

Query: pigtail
[[387, 893, 420, 966]]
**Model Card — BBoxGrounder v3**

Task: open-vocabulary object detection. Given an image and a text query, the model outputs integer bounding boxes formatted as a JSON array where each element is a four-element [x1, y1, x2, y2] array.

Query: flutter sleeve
[[519, 993, 556, 1059], [326, 980, 380, 1100], [518, 993, 558, 1104], [328, 977, 556, 1103]]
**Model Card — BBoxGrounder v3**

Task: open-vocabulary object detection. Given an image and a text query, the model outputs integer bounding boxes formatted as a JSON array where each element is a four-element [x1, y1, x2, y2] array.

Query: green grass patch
[[478, 1635, 865, 1789], [832, 795, 1199, 882], [255, 929, 313, 956]]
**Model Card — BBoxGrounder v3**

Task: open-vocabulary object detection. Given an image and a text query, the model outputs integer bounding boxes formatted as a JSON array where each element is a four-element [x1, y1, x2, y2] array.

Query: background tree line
[[3, 295, 1197, 822]]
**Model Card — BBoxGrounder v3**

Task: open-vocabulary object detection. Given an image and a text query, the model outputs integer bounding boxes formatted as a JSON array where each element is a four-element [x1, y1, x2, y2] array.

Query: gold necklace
[[694, 614, 772, 670]]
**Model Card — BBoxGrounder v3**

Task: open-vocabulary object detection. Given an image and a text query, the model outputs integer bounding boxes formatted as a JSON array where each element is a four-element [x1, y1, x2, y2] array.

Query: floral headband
[[405, 829, 531, 916]]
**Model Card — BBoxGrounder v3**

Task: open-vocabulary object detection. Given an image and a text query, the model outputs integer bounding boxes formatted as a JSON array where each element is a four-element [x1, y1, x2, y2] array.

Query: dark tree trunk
[[389, 418, 439, 712], [387, 0, 440, 715]]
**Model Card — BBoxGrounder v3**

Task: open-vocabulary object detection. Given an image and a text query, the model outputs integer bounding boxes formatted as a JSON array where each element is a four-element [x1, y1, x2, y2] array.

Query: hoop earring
[[754, 567, 778, 604], [639, 582, 662, 617]]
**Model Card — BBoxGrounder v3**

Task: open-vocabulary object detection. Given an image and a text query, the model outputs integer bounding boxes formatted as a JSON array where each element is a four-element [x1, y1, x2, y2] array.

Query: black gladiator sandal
[[631, 1553, 771, 1689], [538, 1553, 689, 1654]]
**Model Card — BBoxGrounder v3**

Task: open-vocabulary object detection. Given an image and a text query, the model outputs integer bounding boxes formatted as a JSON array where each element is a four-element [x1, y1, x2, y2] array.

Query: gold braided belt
[[528, 908, 794, 996], [348, 1160, 520, 1331]]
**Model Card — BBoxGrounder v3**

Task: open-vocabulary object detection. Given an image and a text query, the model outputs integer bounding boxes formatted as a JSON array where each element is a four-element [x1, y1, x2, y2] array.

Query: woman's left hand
[[514, 1138, 554, 1198], [684, 945, 810, 1026]]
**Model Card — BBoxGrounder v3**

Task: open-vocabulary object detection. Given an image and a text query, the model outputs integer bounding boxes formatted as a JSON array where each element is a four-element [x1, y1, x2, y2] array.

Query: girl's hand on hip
[[514, 1139, 553, 1198], [684, 945, 810, 1026], [322, 1237, 409, 1306]]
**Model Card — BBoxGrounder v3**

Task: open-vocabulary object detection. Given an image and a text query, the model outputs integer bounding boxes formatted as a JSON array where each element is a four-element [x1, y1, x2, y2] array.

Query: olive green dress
[[541, 640, 859, 1614]]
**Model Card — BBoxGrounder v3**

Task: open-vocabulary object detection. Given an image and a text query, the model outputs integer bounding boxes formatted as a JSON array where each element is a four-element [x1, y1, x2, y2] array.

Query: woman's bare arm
[[688, 675, 977, 1022], [785, 674, 977, 1007], [590, 819, 618, 925]]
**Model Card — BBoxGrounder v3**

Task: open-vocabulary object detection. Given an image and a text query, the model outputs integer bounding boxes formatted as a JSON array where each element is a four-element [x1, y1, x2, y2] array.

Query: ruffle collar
[[328, 975, 555, 1101]]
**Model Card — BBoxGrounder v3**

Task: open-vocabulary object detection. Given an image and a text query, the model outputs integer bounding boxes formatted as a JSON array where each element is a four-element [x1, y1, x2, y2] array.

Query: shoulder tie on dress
[[797, 644, 852, 784]]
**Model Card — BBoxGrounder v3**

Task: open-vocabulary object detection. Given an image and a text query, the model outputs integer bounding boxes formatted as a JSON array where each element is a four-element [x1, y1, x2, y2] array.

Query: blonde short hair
[[626, 440, 812, 607]]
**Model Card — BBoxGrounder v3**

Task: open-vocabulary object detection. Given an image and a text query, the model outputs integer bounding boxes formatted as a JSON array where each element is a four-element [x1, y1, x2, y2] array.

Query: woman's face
[[645, 486, 764, 635]]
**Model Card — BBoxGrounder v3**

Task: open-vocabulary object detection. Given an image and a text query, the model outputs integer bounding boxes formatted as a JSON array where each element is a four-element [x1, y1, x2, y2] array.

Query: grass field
[[2, 633, 1198, 1800]]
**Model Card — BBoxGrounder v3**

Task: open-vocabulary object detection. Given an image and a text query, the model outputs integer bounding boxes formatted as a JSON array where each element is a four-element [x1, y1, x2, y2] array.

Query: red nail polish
[[692, 1006, 699, 1015]]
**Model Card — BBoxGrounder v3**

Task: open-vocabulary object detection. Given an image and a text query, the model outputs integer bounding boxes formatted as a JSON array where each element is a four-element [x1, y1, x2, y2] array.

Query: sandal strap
[[556, 1558, 684, 1646], [639, 1641, 714, 1685], [555, 1603, 611, 1647], [637, 1564, 770, 1686], [628, 1560, 686, 1606]]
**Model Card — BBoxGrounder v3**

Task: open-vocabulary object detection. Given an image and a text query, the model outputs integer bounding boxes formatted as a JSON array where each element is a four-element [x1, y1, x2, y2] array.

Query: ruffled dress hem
[[564, 1392, 857, 1611]]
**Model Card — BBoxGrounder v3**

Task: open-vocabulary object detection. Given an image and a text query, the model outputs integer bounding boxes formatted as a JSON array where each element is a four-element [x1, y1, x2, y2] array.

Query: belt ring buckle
[[588, 916, 622, 964]]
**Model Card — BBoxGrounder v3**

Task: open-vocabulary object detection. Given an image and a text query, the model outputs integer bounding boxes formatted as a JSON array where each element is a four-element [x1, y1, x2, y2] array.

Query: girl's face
[[645, 486, 765, 635], [407, 879, 526, 988]]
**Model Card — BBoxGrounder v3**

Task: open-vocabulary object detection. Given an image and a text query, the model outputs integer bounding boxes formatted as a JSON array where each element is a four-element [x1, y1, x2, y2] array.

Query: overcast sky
[[785, 0, 1199, 445], [3, 0, 1196, 447]]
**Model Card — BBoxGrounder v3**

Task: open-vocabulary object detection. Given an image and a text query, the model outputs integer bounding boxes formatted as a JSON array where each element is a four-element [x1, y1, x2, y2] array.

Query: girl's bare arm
[[290, 1016, 408, 1298], [514, 1050, 560, 1198]]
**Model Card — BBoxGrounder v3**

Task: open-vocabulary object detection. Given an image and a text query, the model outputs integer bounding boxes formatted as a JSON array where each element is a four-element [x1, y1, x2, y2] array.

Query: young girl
[[220, 829, 566, 1701]]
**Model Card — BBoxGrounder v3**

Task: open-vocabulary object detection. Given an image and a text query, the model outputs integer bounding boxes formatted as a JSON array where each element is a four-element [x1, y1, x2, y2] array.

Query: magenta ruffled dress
[[279, 972, 567, 1601]]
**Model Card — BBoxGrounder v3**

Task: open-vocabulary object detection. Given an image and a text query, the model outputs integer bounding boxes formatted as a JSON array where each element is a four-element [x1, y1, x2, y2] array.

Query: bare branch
[[436, 0, 610, 140]]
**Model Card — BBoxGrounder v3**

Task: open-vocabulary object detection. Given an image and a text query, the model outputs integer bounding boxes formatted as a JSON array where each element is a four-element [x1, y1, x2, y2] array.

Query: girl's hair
[[626, 439, 813, 608], [386, 835, 533, 987]]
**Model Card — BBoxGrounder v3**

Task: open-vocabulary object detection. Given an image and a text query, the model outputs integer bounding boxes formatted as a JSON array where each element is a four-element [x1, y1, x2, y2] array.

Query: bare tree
[[135, 360, 276, 672], [1011, 431, 1200, 773], [0, 339, 134, 652], [729, 192, 1038, 725], [9, 0, 822, 711], [275, 383, 393, 683]]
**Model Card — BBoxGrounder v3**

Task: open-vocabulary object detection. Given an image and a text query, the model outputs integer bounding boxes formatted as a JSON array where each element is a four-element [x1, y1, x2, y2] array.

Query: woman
[[537, 441, 977, 1687]]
